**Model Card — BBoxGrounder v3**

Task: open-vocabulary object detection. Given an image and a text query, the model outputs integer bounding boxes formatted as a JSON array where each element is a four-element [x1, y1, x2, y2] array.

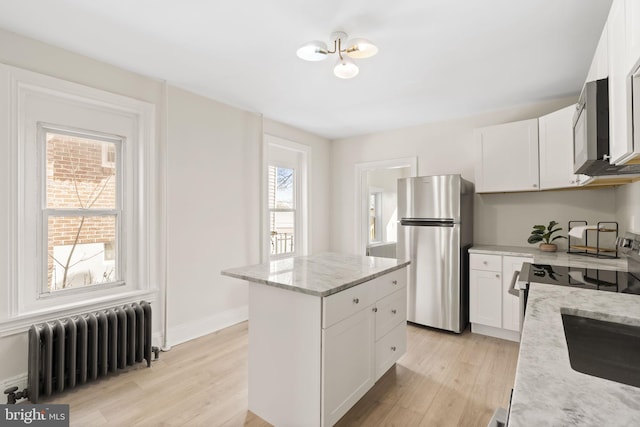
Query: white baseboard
[[167, 305, 248, 347], [471, 323, 521, 342]]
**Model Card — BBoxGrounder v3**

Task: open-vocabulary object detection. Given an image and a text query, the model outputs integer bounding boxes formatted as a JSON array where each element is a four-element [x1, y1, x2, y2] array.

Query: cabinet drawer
[[375, 287, 407, 340], [323, 281, 375, 328], [373, 268, 407, 300], [375, 322, 406, 380], [470, 254, 501, 271]]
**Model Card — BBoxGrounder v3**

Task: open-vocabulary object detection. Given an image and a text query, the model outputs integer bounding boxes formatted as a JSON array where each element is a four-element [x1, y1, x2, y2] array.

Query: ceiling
[[0, 0, 612, 139]]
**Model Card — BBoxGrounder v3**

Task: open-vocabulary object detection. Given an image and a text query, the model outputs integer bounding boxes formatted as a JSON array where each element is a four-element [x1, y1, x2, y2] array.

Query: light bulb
[[296, 41, 329, 61], [345, 38, 378, 59], [334, 56, 359, 79]]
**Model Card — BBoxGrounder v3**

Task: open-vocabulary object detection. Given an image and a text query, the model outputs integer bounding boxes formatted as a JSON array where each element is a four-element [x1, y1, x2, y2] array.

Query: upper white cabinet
[[604, 0, 640, 165], [538, 106, 588, 190], [625, 0, 640, 70], [475, 119, 540, 193], [586, 22, 608, 82], [608, 0, 633, 164]]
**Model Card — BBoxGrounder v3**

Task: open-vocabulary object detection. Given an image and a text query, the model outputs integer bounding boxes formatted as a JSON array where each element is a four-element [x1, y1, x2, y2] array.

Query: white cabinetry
[[248, 267, 408, 427], [469, 253, 532, 342], [322, 302, 375, 426], [586, 22, 608, 82], [501, 256, 531, 332], [470, 268, 502, 328], [628, 0, 640, 67], [538, 106, 587, 190], [323, 269, 406, 425], [608, 0, 634, 165], [474, 119, 540, 193]]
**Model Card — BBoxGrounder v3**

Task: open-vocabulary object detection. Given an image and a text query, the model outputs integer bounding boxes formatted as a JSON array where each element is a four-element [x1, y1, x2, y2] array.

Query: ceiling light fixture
[[296, 31, 378, 79]]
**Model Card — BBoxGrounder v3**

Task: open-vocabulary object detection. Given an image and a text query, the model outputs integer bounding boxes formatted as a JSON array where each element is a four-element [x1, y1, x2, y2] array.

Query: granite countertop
[[470, 244, 627, 271], [509, 283, 640, 426], [221, 252, 410, 297]]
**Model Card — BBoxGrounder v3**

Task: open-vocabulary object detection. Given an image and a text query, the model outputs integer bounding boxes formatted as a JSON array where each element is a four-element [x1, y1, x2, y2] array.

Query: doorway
[[354, 158, 417, 257]]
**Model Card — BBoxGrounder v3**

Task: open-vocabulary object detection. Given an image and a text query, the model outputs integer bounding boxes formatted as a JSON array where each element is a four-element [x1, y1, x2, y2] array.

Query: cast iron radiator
[[27, 301, 152, 403]]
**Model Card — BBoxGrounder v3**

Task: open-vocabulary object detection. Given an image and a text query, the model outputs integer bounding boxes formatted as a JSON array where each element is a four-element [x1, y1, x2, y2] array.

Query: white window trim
[[0, 64, 159, 336], [262, 135, 310, 262]]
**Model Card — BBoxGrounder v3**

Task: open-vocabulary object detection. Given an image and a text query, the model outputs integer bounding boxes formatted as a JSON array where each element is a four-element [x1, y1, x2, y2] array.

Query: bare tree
[[49, 164, 112, 289]]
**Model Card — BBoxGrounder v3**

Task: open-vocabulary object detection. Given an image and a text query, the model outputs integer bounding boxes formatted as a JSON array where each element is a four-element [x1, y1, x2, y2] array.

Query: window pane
[[47, 215, 118, 291], [270, 211, 295, 256], [46, 132, 117, 209], [268, 166, 295, 209]]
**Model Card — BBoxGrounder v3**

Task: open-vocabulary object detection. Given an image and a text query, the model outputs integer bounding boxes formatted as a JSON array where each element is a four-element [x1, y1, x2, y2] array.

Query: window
[[369, 191, 382, 243], [43, 127, 122, 292], [264, 135, 309, 260], [1, 63, 158, 331], [269, 166, 296, 256]]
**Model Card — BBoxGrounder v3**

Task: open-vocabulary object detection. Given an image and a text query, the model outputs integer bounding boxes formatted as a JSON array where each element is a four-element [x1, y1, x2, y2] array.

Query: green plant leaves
[[528, 220, 566, 244]]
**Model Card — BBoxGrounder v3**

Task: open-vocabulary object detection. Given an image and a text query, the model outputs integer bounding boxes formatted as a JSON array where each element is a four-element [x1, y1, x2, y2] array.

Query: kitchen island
[[222, 253, 410, 427], [510, 282, 640, 426]]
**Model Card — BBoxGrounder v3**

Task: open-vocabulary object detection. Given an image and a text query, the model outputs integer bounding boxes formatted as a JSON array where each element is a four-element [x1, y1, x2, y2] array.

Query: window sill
[[0, 289, 159, 337]]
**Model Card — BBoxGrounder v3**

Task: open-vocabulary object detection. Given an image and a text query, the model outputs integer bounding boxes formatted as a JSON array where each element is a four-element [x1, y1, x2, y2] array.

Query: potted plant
[[528, 220, 567, 252]]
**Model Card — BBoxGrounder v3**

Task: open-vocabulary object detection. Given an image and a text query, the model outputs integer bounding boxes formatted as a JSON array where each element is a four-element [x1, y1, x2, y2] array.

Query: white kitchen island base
[[248, 283, 323, 426], [222, 253, 410, 427]]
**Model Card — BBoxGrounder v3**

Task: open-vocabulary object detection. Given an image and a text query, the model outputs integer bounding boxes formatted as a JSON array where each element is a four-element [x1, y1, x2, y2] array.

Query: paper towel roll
[[568, 225, 600, 239]]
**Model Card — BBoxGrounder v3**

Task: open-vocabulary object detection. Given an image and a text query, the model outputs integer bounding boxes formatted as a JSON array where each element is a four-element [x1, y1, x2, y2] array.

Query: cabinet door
[[322, 306, 375, 427], [469, 269, 502, 328], [539, 106, 587, 190], [501, 256, 531, 332], [375, 322, 406, 380], [626, 0, 640, 71], [475, 119, 539, 193], [586, 22, 609, 82], [608, 0, 634, 164]]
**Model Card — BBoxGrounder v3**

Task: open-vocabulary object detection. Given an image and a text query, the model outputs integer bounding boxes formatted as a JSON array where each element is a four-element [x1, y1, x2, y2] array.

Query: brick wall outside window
[[46, 133, 118, 290]]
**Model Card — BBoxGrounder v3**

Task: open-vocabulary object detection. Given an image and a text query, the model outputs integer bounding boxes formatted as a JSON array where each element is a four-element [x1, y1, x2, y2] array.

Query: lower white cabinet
[[248, 267, 407, 427], [323, 269, 407, 425], [469, 253, 532, 342], [322, 306, 375, 426], [470, 269, 502, 328]]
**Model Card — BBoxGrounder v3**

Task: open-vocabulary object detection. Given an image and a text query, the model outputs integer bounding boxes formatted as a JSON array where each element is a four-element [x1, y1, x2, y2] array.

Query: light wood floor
[[44, 322, 519, 427]]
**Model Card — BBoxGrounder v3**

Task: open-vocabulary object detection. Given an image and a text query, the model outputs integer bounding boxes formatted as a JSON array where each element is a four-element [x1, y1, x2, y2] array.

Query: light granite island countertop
[[509, 282, 640, 426], [221, 252, 410, 297]]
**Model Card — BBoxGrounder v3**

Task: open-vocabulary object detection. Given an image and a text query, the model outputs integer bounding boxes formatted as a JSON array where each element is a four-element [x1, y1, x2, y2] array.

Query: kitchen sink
[[562, 313, 640, 388]]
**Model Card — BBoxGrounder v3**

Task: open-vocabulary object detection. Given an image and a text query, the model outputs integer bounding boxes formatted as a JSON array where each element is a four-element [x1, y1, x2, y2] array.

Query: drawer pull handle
[[391, 309, 397, 314], [353, 298, 359, 304], [391, 346, 397, 352], [483, 261, 488, 265], [392, 280, 398, 285], [372, 307, 378, 312]]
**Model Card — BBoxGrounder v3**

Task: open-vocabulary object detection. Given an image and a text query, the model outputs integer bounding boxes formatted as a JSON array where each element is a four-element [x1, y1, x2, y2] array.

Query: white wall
[[330, 97, 618, 253], [615, 181, 640, 234], [165, 87, 261, 345]]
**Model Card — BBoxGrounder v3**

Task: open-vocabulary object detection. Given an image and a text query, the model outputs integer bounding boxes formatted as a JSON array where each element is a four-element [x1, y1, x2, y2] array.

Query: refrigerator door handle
[[400, 218, 455, 227]]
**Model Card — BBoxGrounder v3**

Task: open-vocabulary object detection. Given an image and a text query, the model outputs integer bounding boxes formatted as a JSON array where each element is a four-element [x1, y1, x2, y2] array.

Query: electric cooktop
[[527, 263, 640, 295]]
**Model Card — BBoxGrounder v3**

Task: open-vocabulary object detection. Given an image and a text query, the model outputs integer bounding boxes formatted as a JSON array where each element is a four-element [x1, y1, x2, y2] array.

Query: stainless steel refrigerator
[[397, 174, 473, 333]]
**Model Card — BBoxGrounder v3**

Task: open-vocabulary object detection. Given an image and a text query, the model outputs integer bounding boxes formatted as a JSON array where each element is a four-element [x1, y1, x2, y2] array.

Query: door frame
[[354, 157, 418, 256]]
